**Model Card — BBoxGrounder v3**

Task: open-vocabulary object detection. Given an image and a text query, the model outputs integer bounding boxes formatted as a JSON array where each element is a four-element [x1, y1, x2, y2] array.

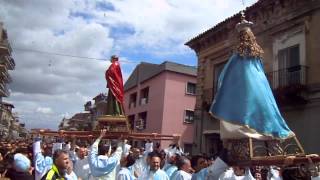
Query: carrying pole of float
[[30, 129, 320, 166], [30, 129, 177, 141]]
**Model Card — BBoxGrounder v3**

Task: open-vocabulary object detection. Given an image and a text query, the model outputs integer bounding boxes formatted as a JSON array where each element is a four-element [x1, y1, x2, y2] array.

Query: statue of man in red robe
[[105, 55, 124, 116]]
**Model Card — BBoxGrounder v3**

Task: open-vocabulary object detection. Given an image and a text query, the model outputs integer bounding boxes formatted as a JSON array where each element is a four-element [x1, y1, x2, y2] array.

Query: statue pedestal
[[96, 115, 130, 132], [225, 136, 305, 166]]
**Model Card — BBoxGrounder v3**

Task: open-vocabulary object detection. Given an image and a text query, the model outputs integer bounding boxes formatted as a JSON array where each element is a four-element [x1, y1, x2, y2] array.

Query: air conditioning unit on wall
[[135, 118, 145, 130], [141, 98, 147, 105], [130, 102, 135, 108]]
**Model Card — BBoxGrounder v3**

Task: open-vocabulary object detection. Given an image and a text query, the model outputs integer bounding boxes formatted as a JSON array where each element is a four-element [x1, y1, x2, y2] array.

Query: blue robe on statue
[[209, 53, 293, 139]]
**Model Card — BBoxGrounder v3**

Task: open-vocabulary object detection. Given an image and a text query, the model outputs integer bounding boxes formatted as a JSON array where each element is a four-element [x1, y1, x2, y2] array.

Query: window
[[127, 115, 135, 130], [278, 44, 301, 86], [129, 92, 137, 109], [186, 82, 196, 95], [213, 62, 226, 96], [184, 110, 194, 123], [140, 87, 149, 105], [278, 44, 300, 69], [136, 112, 147, 130]]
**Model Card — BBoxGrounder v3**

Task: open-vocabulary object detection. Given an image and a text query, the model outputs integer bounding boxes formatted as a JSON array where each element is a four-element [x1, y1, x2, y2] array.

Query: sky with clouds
[[0, 0, 257, 130]]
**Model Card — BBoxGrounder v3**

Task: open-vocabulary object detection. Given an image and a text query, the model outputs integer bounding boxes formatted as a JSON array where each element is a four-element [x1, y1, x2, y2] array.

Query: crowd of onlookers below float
[[0, 130, 319, 180]]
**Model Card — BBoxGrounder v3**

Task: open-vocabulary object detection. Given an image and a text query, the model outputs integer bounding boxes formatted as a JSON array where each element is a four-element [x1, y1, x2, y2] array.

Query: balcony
[[0, 55, 15, 70], [0, 65, 11, 83], [0, 39, 12, 55], [266, 65, 308, 105], [0, 83, 9, 97]]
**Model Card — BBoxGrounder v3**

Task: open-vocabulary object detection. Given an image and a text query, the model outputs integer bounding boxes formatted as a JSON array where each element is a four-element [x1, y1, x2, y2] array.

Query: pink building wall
[[161, 71, 195, 148], [125, 73, 166, 133], [124, 71, 196, 150]]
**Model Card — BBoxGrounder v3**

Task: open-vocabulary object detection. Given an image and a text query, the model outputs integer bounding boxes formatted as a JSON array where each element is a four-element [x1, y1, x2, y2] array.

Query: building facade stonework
[[0, 22, 16, 138], [186, 0, 320, 155]]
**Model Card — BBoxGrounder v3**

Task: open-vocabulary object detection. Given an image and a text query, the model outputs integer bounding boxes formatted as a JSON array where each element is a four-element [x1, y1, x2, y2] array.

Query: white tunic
[[138, 169, 169, 180], [268, 167, 282, 180], [33, 140, 53, 180], [74, 156, 91, 180], [88, 138, 122, 180], [117, 167, 136, 180], [171, 170, 192, 180], [219, 168, 255, 180], [312, 176, 320, 180], [206, 157, 229, 180]]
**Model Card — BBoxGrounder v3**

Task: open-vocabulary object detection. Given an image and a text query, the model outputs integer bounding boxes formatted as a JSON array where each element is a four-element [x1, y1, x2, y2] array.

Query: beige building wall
[[280, 7, 320, 154], [306, 10, 320, 85], [187, 0, 320, 155]]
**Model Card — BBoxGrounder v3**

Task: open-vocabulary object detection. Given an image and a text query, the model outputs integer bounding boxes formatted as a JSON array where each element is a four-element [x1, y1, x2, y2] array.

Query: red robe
[[105, 60, 124, 105]]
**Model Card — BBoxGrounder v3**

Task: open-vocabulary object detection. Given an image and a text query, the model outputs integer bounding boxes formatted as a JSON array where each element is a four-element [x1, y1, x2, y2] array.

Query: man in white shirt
[[218, 167, 255, 180], [73, 146, 91, 180], [171, 156, 193, 180], [190, 155, 208, 180], [116, 153, 136, 180], [138, 152, 169, 180], [88, 129, 123, 180], [192, 148, 230, 179], [33, 137, 53, 180], [132, 141, 153, 178], [163, 153, 178, 179]]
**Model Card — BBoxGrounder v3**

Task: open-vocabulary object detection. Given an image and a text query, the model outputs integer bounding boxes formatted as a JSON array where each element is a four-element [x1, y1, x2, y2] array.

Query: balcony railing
[[266, 65, 308, 90], [0, 65, 11, 83], [0, 83, 9, 97], [0, 55, 15, 70], [0, 40, 12, 55]]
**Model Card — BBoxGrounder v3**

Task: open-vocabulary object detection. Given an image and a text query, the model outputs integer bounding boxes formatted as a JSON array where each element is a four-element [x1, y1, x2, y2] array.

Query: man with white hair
[[163, 151, 178, 178], [116, 153, 136, 180], [131, 141, 153, 178], [171, 156, 192, 180]]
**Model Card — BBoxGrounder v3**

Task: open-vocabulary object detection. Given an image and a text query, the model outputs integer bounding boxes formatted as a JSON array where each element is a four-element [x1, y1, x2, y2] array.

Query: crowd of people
[[0, 129, 319, 180]]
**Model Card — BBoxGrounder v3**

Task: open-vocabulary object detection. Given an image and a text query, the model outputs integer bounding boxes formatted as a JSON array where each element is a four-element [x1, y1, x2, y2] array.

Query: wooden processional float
[[31, 115, 177, 142], [224, 137, 320, 167], [31, 115, 320, 167], [208, 11, 320, 169], [31, 55, 178, 142]]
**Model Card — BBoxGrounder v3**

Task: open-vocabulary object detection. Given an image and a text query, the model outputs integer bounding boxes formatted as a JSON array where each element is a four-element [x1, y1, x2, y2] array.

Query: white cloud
[[92, 0, 258, 56], [0, 0, 258, 129], [36, 107, 53, 114]]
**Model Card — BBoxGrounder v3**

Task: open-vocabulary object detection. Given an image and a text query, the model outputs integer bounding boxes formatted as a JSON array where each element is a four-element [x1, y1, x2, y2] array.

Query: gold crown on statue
[[236, 11, 253, 32]]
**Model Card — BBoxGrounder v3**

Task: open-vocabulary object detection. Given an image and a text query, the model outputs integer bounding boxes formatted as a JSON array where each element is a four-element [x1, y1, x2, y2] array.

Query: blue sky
[[0, 0, 258, 129]]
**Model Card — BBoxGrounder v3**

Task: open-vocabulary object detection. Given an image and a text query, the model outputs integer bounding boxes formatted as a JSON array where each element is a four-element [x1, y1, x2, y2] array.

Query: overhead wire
[[12, 47, 137, 64]]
